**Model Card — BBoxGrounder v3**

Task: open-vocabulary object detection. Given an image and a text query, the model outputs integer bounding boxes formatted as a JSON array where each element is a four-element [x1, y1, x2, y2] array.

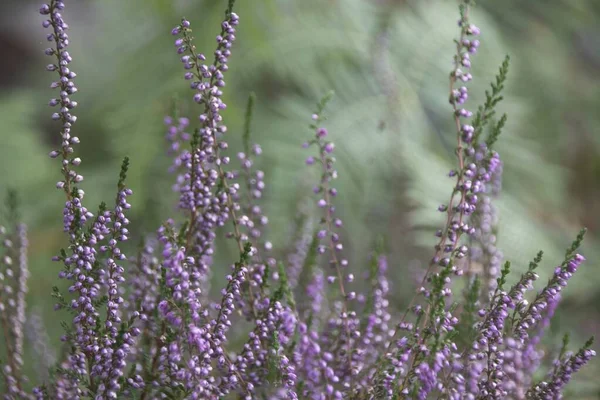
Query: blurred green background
[[1, 0, 599, 396]]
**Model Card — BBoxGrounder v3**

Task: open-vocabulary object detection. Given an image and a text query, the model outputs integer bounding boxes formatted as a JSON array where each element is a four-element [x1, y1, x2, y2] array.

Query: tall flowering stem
[[527, 337, 596, 399], [173, 5, 239, 242], [26, 310, 57, 383], [49, 158, 135, 398], [172, 3, 260, 312], [94, 158, 139, 398], [304, 93, 360, 389], [237, 93, 273, 294], [41, 0, 82, 201], [468, 154, 503, 294], [40, 3, 143, 397], [381, 1, 487, 365], [41, 3, 98, 391], [227, 285, 297, 397], [514, 250, 586, 341], [384, 2, 485, 393], [379, 3, 511, 398], [357, 252, 392, 385], [469, 261, 513, 398], [0, 192, 29, 397]]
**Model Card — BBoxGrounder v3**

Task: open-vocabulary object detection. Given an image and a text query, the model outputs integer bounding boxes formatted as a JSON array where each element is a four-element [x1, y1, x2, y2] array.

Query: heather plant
[[0, 0, 595, 399]]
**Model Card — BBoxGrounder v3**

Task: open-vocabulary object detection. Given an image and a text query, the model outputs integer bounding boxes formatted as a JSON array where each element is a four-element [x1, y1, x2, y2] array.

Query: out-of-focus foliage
[[1, 0, 599, 396]]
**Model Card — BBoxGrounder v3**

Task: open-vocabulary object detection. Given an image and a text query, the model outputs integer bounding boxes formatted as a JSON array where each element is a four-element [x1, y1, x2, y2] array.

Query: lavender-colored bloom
[[415, 361, 437, 399], [305, 115, 361, 388], [42, 1, 82, 198], [26, 310, 57, 383], [127, 240, 161, 319], [305, 268, 325, 319], [236, 144, 273, 300], [165, 116, 192, 174], [502, 336, 544, 399], [229, 299, 296, 397], [371, 337, 411, 398], [93, 186, 138, 398], [14, 224, 28, 367], [237, 145, 269, 246], [356, 255, 392, 385], [293, 321, 340, 399], [286, 214, 314, 289], [514, 254, 585, 341], [383, 7, 485, 397], [0, 223, 29, 398], [470, 194, 503, 294], [471, 291, 511, 398], [528, 343, 596, 399], [53, 358, 85, 399], [170, 11, 247, 314]]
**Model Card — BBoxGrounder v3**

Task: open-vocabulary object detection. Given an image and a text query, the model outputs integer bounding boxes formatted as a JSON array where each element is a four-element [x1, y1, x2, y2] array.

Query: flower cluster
[[235, 94, 273, 294], [527, 337, 596, 399], [0, 1, 595, 399], [0, 217, 29, 398], [41, 0, 81, 199]]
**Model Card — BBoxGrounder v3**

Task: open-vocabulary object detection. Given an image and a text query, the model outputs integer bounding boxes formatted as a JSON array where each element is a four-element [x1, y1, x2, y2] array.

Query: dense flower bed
[[0, 0, 594, 399]]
